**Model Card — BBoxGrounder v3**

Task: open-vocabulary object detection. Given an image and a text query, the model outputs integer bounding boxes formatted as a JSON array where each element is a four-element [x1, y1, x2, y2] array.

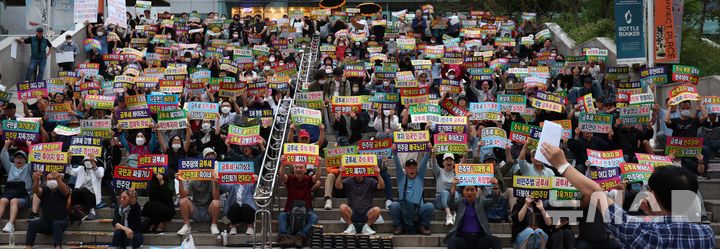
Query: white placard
[[74, 0, 98, 24], [56, 51, 74, 63], [107, 0, 128, 29], [534, 121, 562, 165]]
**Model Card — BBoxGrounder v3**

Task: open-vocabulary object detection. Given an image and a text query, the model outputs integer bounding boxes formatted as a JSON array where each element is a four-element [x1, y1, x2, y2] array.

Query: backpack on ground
[[288, 200, 308, 235]]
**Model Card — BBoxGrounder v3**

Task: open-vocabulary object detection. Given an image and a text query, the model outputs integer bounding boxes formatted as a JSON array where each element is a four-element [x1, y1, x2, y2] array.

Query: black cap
[[5, 103, 16, 109], [405, 159, 418, 167], [36, 27, 44, 32]]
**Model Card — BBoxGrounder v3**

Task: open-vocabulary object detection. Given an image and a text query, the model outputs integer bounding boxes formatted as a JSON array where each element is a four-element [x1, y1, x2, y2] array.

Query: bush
[[680, 29, 720, 75]]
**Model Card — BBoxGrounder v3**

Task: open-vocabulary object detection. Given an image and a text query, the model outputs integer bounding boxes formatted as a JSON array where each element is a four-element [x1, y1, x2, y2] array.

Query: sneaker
[[229, 226, 237, 235], [278, 234, 293, 247], [324, 199, 333, 210], [702, 215, 711, 224], [1, 223, 13, 233], [292, 235, 304, 247], [375, 215, 385, 224], [361, 224, 375, 235], [245, 227, 254, 235], [452, 213, 457, 224], [445, 214, 453, 226], [342, 224, 356, 235], [28, 212, 39, 220], [95, 202, 107, 209], [82, 213, 97, 221], [385, 199, 393, 209], [176, 224, 192, 236], [210, 224, 220, 235]]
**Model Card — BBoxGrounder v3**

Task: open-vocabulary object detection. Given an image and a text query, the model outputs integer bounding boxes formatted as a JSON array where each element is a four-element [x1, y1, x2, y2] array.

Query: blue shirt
[[605, 204, 715, 249], [460, 199, 483, 235]]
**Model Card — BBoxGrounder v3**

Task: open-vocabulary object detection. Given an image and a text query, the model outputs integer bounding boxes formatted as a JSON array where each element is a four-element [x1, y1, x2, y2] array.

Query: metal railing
[[252, 34, 320, 249]]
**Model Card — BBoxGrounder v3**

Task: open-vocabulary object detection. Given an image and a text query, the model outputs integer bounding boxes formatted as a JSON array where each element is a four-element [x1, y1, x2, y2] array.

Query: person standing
[[15, 27, 52, 81], [55, 35, 78, 71]]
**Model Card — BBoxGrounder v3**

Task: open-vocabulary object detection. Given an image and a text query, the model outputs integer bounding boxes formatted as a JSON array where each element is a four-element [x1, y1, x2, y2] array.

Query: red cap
[[299, 129, 310, 139]]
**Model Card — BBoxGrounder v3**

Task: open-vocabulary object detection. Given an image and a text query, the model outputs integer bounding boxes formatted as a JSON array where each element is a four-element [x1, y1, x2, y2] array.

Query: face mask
[[279, 62, 284, 66], [319, 79, 326, 85], [383, 81, 390, 87], [355, 42, 360, 46], [172, 143, 182, 150], [325, 69, 333, 74], [448, 75, 455, 80], [84, 161, 93, 169], [136, 137, 146, 145], [46, 180, 58, 190], [681, 109, 692, 117], [263, 65, 270, 71], [233, 34, 239, 38], [339, 43, 345, 46], [66, 40, 72, 44], [185, 58, 191, 63], [269, 57, 275, 62], [221, 106, 231, 114], [383, 110, 391, 116], [202, 123, 212, 131], [97, 31, 104, 36], [352, 87, 360, 93]]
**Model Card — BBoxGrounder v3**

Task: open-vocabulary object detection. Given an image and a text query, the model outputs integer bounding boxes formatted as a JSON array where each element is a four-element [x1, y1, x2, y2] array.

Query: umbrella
[[319, 0, 345, 9], [358, 3, 382, 16]]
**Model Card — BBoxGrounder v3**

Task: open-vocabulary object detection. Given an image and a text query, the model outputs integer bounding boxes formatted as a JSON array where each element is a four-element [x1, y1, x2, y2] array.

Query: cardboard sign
[[397, 38, 416, 50], [576, 94, 596, 113], [227, 125, 261, 146], [217, 161, 255, 184], [550, 177, 581, 201], [409, 104, 441, 123], [480, 127, 509, 149], [440, 98, 470, 117], [295, 91, 324, 110], [125, 95, 149, 110], [469, 102, 502, 121], [44, 103, 72, 122], [80, 119, 113, 138], [117, 109, 153, 129], [68, 136, 102, 157], [113, 166, 152, 190], [433, 133, 467, 154], [371, 93, 399, 110], [53, 125, 80, 136], [32, 162, 67, 174], [703, 96, 720, 114], [586, 149, 625, 168], [2, 120, 39, 142], [290, 107, 322, 126], [635, 153, 673, 167], [85, 95, 115, 110], [620, 163, 654, 183], [393, 130, 430, 153], [424, 45, 444, 58], [394, 71, 417, 88], [178, 159, 215, 181], [671, 65, 700, 84], [497, 94, 527, 113], [157, 110, 188, 130], [331, 96, 362, 114], [282, 143, 320, 166], [30, 150, 69, 164], [509, 122, 541, 145], [531, 92, 563, 113], [513, 176, 551, 199], [578, 113, 613, 133], [588, 167, 621, 191], [138, 154, 169, 175], [630, 93, 655, 106], [619, 106, 651, 125], [665, 136, 703, 157], [341, 155, 379, 176], [456, 164, 494, 186], [640, 66, 668, 86], [184, 102, 219, 120], [357, 138, 392, 159], [668, 84, 699, 106], [17, 81, 48, 101], [31, 142, 63, 152], [399, 87, 430, 105], [148, 93, 180, 113], [324, 146, 358, 169]]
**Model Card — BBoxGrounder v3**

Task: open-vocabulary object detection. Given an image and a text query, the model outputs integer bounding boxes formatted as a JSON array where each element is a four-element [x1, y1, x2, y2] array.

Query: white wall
[[162, 0, 217, 14], [3, 6, 33, 35]]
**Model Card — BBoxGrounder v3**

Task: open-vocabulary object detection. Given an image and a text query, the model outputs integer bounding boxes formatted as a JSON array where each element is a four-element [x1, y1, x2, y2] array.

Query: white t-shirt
[[292, 20, 304, 33]]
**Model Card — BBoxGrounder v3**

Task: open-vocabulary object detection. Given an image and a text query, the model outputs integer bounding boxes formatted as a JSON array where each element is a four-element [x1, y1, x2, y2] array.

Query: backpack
[[69, 204, 88, 223], [484, 193, 509, 222], [288, 200, 308, 235]]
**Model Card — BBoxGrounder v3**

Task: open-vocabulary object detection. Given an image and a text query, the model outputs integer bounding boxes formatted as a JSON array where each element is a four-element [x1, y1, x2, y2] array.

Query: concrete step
[[277, 186, 438, 198]]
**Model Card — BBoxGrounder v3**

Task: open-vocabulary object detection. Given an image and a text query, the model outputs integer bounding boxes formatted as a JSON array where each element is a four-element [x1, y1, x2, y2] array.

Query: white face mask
[[681, 109, 692, 117], [383, 110, 391, 116], [84, 161, 93, 169], [383, 81, 390, 87], [448, 75, 455, 80], [279, 62, 284, 66], [325, 69, 333, 74], [352, 87, 360, 93], [202, 123, 212, 131], [46, 180, 58, 190], [233, 34, 239, 38], [221, 106, 231, 114], [172, 143, 182, 150], [97, 31, 104, 36], [136, 137, 146, 145], [319, 79, 326, 85], [263, 65, 270, 71], [66, 40, 72, 44], [269, 57, 275, 62]]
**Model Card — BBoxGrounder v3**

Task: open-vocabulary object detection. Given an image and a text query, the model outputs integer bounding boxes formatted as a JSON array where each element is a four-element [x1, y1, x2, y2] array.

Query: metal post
[[646, 0, 654, 68]]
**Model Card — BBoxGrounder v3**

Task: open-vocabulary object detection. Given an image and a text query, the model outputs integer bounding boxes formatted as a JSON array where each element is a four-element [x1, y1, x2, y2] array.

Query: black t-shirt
[[669, 117, 701, 137], [40, 186, 68, 221]]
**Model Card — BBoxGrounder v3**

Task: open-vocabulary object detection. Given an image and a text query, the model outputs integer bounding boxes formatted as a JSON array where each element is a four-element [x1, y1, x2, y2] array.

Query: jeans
[[655, 132, 668, 149], [278, 210, 318, 237], [380, 167, 393, 201], [434, 189, 459, 210], [575, 239, 621, 249], [549, 229, 575, 249], [112, 229, 144, 249], [388, 201, 434, 229], [702, 139, 720, 175], [25, 57, 46, 81], [25, 219, 68, 247], [515, 227, 548, 249]]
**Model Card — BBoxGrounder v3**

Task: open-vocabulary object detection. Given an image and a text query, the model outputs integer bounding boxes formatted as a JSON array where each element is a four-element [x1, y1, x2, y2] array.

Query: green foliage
[[680, 29, 720, 75]]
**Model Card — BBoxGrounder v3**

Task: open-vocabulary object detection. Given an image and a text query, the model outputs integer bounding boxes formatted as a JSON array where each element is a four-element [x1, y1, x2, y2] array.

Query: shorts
[[350, 207, 370, 224], [192, 205, 211, 222]]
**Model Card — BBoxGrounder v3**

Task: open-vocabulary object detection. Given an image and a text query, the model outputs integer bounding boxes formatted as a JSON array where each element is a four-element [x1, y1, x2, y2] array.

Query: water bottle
[[222, 230, 228, 245], [8, 230, 14, 246]]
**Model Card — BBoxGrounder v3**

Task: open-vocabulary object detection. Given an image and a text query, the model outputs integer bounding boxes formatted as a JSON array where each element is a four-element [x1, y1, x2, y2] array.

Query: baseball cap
[[36, 27, 44, 33], [299, 129, 310, 139], [203, 147, 216, 157], [483, 152, 497, 162], [405, 159, 418, 167], [14, 150, 27, 159], [443, 153, 455, 160]]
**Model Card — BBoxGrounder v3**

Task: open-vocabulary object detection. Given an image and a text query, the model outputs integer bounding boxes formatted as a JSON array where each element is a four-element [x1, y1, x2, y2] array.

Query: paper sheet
[[56, 51, 74, 63], [534, 120, 562, 165], [10, 42, 17, 60]]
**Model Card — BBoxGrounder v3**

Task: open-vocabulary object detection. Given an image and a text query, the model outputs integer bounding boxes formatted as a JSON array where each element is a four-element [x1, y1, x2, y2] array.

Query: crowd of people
[[5, 4, 717, 249]]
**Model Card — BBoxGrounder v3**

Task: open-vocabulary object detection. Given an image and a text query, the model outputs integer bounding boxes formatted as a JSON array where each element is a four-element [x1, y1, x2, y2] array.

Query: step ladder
[[253, 35, 321, 249]]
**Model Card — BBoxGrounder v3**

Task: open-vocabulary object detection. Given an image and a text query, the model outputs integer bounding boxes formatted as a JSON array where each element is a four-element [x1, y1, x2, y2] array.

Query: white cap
[[202, 147, 216, 158], [443, 153, 454, 160]]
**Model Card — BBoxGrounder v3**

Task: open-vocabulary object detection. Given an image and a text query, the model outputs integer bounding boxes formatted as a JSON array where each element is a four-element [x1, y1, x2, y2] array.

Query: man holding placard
[[665, 100, 708, 175], [335, 162, 384, 235], [176, 149, 221, 236], [277, 161, 320, 247], [389, 144, 434, 236]]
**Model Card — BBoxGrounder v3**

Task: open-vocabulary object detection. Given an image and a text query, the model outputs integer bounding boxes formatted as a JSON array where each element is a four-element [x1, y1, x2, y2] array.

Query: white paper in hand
[[534, 121, 562, 165]]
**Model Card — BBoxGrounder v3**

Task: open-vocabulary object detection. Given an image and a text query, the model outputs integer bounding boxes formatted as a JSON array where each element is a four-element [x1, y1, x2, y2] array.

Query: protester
[[277, 164, 320, 247], [66, 154, 104, 221], [56, 35, 79, 71], [15, 27, 53, 81], [26, 171, 70, 249], [142, 173, 175, 233], [221, 180, 257, 235], [444, 177, 502, 249], [111, 189, 143, 249], [335, 165, 385, 235], [176, 148, 222, 236], [0, 140, 32, 233], [390, 145, 433, 235]]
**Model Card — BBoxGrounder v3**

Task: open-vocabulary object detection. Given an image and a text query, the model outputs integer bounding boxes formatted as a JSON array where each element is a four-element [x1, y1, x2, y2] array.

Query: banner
[[640, 66, 668, 86], [80, 119, 112, 138], [399, 87, 430, 105], [84, 95, 115, 110], [703, 96, 720, 114], [157, 110, 188, 130], [282, 143, 320, 166], [113, 166, 152, 190], [341, 155, 379, 176], [551, 177, 581, 201], [53, 125, 80, 136], [619, 106, 651, 125], [324, 146, 358, 169], [184, 102, 219, 120], [433, 133, 467, 154], [578, 113, 613, 133], [671, 65, 700, 84], [371, 93, 399, 110], [409, 104, 441, 123], [331, 96, 362, 114], [393, 131, 430, 153], [397, 38, 416, 50], [481, 127, 509, 149], [456, 164, 494, 186], [44, 103, 71, 122], [107, 0, 128, 29], [665, 136, 703, 157], [589, 166, 621, 190], [630, 93, 655, 106], [440, 98, 470, 117], [290, 107, 322, 126], [178, 159, 215, 180], [138, 154, 168, 175], [531, 91, 563, 113], [2, 120, 39, 142], [668, 84, 699, 105], [217, 161, 255, 185], [68, 136, 102, 157], [635, 153, 673, 167], [654, 0, 678, 64], [29, 150, 68, 164], [118, 109, 153, 129], [357, 138, 392, 159], [513, 176, 551, 199], [74, 0, 98, 23], [576, 94, 596, 113], [586, 149, 625, 168], [148, 93, 180, 113], [228, 125, 261, 146], [497, 94, 526, 113], [17, 81, 48, 101], [509, 122, 541, 146], [620, 163, 654, 183], [469, 102, 502, 122]]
